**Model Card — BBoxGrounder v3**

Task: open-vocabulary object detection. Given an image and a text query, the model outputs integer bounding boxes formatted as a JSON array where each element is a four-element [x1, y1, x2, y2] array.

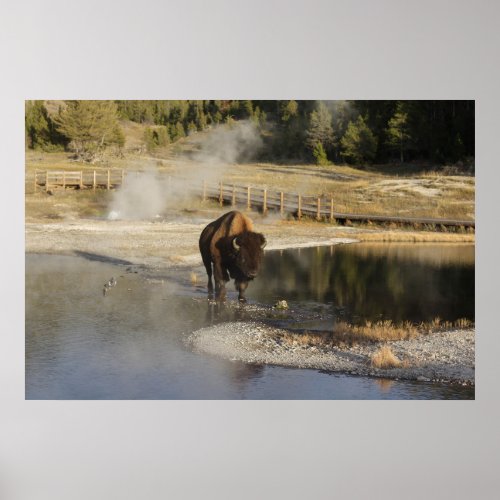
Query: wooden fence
[[34, 169, 125, 192], [201, 180, 475, 229], [32, 170, 475, 229]]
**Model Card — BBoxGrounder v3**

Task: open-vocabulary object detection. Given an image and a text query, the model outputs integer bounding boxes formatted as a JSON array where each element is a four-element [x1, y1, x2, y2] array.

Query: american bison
[[199, 211, 266, 302]]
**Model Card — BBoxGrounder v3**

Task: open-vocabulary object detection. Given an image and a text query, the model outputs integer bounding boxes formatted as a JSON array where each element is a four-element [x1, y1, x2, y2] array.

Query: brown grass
[[331, 229, 475, 243], [334, 320, 419, 343], [25, 129, 475, 224], [25, 189, 111, 221], [275, 318, 474, 348], [370, 346, 402, 369]]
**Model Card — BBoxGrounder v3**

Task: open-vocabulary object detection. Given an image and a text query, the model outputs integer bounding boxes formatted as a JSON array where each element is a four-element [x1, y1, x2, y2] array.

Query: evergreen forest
[[25, 100, 474, 168]]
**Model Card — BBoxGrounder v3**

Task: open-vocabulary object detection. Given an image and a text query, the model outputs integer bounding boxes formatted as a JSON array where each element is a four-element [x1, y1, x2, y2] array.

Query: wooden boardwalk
[[34, 169, 125, 192], [32, 170, 475, 230], [202, 181, 475, 229]]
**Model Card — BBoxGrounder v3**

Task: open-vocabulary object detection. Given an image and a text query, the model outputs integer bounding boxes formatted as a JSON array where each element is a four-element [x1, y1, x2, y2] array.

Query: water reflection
[[375, 378, 395, 393], [249, 243, 474, 324]]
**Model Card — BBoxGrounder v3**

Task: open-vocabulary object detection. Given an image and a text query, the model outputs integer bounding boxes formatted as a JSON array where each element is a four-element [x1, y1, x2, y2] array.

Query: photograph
[[5, 1, 500, 498], [25, 99, 475, 400]]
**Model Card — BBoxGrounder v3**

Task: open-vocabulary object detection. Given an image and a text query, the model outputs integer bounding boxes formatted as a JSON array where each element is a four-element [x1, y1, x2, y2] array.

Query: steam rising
[[191, 120, 263, 167], [109, 121, 262, 220], [108, 170, 170, 220]]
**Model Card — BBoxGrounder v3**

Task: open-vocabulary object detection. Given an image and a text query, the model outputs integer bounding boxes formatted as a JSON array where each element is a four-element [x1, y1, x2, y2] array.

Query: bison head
[[232, 232, 266, 279]]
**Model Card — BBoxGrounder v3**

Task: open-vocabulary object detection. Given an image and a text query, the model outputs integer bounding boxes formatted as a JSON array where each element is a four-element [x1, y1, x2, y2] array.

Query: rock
[[274, 300, 289, 310], [417, 376, 431, 382]]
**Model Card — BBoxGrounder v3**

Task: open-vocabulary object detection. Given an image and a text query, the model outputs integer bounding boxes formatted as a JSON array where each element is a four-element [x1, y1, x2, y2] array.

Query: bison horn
[[261, 240, 267, 249], [233, 237, 240, 251]]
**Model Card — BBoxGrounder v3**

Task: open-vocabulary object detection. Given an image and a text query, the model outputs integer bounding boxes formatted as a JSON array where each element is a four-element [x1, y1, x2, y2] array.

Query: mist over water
[[108, 121, 262, 220], [25, 250, 474, 400]]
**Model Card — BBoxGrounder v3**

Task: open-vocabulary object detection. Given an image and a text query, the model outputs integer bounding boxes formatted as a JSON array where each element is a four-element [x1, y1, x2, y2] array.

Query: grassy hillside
[[25, 120, 475, 222]]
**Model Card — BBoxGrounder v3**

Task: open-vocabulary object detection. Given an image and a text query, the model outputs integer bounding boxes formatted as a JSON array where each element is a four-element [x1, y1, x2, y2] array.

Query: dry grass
[[455, 318, 474, 329], [228, 163, 474, 221], [25, 189, 112, 221], [26, 129, 475, 224], [190, 272, 198, 285], [275, 318, 474, 348], [334, 320, 419, 343], [331, 229, 475, 243], [418, 317, 474, 333], [370, 346, 402, 369]]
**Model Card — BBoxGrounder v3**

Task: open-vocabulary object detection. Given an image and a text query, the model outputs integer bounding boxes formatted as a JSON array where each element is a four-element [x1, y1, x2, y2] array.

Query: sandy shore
[[25, 210, 360, 268], [25, 209, 475, 385]]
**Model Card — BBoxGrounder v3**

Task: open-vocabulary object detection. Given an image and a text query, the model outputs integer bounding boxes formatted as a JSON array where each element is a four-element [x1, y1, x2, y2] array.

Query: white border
[[2, 1, 498, 499]]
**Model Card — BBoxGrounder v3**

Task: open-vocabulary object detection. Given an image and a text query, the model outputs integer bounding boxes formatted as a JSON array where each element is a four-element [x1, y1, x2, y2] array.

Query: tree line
[[25, 100, 474, 166]]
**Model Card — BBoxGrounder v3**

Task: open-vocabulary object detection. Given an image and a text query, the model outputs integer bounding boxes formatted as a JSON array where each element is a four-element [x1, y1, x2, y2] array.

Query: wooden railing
[[32, 170, 475, 229], [34, 169, 125, 192], [201, 180, 475, 229]]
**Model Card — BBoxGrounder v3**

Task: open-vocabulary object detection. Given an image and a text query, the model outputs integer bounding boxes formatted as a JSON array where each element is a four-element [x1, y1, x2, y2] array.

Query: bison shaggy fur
[[199, 211, 266, 302]]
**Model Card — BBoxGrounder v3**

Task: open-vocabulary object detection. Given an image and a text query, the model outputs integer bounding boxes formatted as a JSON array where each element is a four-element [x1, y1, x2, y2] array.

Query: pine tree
[[25, 101, 51, 149], [241, 100, 253, 119], [312, 142, 331, 165], [143, 127, 157, 152], [53, 100, 122, 162], [305, 102, 334, 157], [340, 116, 378, 164], [156, 126, 170, 147], [175, 121, 185, 139], [386, 105, 411, 163], [280, 100, 298, 122]]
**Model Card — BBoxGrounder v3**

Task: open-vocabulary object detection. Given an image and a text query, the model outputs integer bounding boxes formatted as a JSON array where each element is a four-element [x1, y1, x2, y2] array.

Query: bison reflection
[[199, 211, 266, 302]]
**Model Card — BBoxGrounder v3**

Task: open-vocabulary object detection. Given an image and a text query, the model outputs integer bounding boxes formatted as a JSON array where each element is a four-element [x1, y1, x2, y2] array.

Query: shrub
[[370, 345, 401, 369]]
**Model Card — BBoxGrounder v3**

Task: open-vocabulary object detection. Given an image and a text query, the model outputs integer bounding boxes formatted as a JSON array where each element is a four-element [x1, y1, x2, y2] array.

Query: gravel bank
[[188, 321, 475, 385]]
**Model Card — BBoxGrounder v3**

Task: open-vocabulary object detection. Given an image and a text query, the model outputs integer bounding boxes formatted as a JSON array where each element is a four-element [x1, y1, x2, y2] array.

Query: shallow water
[[25, 245, 474, 400], [248, 243, 475, 329]]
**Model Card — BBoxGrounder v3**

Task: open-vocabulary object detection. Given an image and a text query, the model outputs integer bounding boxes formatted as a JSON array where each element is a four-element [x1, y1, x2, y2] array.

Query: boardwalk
[[202, 181, 475, 229], [34, 169, 125, 192], [32, 170, 475, 229]]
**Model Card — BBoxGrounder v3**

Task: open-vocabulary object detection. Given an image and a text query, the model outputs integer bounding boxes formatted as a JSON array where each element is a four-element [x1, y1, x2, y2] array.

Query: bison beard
[[199, 211, 266, 302]]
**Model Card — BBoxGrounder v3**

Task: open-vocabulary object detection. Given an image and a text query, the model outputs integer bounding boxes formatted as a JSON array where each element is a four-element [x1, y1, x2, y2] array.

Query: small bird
[[108, 277, 117, 287], [103, 283, 109, 296]]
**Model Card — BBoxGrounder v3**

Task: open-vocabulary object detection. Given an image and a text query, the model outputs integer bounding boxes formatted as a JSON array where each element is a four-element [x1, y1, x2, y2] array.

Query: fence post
[[316, 197, 321, 221], [280, 192, 284, 217], [263, 188, 267, 214], [232, 185, 236, 207], [93, 170, 96, 191], [45, 171, 49, 192], [247, 186, 251, 210], [297, 194, 302, 220], [80, 171, 83, 189], [219, 182, 223, 207], [330, 197, 334, 222], [202, 180, 207, 202], [107, 169, 111, 190]]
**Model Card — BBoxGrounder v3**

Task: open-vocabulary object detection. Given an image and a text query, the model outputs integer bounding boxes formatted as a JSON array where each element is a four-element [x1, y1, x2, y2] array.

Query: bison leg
[[200, 245, 215, 298], [235, 280, 249, 303], [213, 259, 228, 301], [202, 257, 214, 296]]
